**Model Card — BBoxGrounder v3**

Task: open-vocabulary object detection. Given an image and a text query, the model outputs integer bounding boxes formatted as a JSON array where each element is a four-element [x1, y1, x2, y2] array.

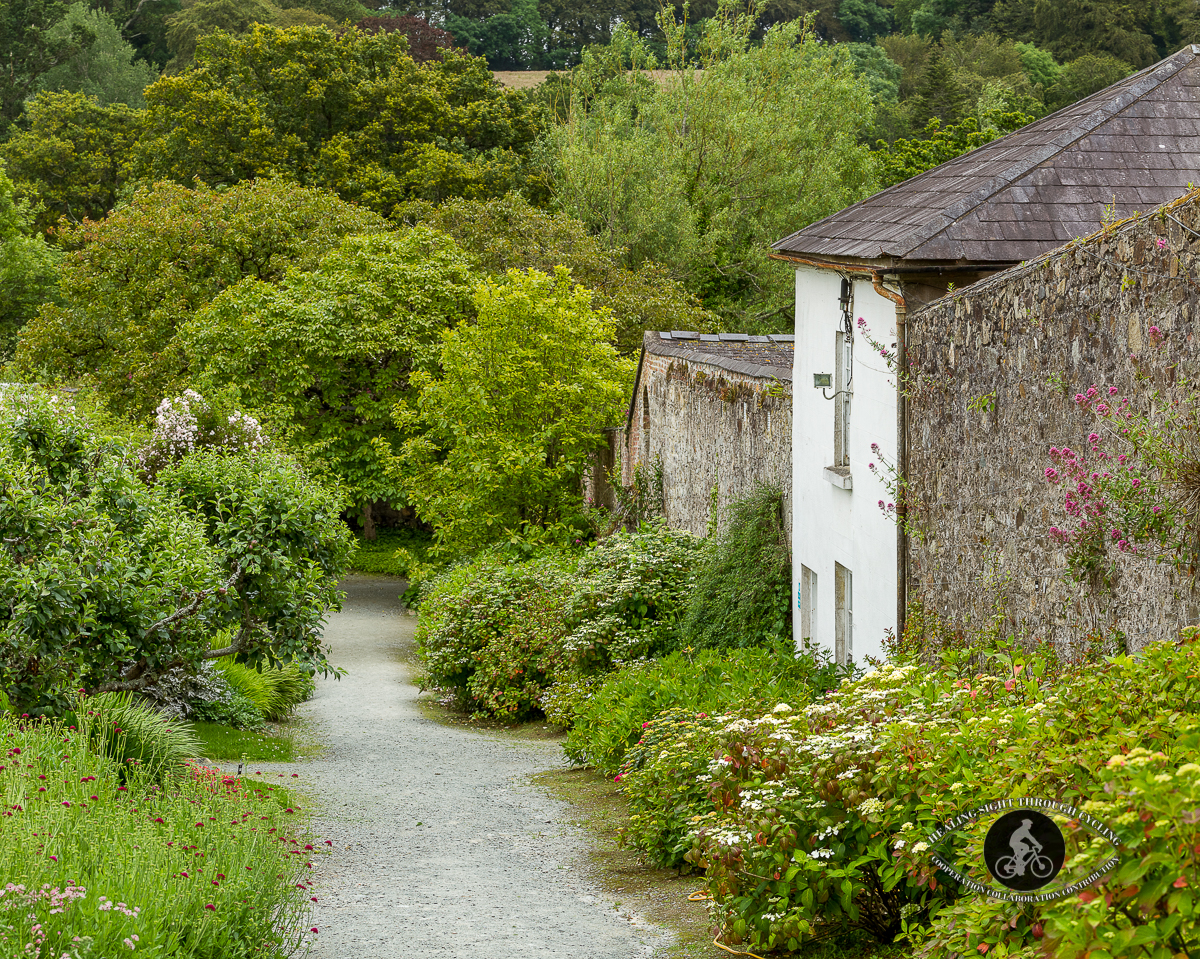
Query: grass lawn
[[191, 721, 298, 762]]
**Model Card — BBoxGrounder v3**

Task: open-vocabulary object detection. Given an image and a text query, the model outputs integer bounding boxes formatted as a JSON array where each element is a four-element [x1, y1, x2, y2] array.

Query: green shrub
[[671, 631, 1200, 956], [560, 643, 847, 776], [683, 483, 791, 650], [0, 708, 317, 957], [416, 552, 576, 720], [562, 522, 703, 674], [190, 686, 266, 730], [349, 528, 432, 577]]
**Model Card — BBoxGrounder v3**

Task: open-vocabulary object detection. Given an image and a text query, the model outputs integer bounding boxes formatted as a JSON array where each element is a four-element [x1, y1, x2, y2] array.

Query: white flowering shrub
[[664, 630, 1200, 956], [139, 389, 266, 477], [562, 522, 703, 674]]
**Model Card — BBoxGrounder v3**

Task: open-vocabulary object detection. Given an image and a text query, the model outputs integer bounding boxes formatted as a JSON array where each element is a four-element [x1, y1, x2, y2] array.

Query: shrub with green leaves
[[666, 631, 1200, 956], [75, 692, 202, 783], [559, 644, 846, 775], [683, 483, 791, 651], [214, 658, 315, 722], [562, 522, 703, 675], [416, 552, 576, 720]]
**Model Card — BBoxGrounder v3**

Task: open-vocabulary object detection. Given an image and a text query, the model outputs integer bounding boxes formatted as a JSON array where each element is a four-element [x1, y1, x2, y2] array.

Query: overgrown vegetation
[[0, 701, 320, 956], [682, 482, 791, 650]]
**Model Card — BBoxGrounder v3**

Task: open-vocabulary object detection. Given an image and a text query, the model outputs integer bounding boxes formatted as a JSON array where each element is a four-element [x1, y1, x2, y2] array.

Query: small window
[[800, 566, 817, 646], [834, 563, 853, 665]]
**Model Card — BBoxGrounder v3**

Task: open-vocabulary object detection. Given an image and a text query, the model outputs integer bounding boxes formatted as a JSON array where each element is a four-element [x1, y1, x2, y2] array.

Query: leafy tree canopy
[[35, 3, 157, 106], [134, 24, 543, 213], [397, 193, 717, 353], [356, 14, 457, 61], [874, 110, 1032, 187], [10, 179, 387, 418], [548, 3, 877, 328], [0, 91, 142, 233], [0, 163, 60, 357], [182, 227, 478, 532], [394, 267, 633, 557]]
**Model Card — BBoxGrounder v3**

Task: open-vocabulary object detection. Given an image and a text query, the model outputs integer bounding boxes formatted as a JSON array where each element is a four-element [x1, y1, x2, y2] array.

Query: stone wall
[[623, 342, 793, 540], [907, 188, 1200, 653]]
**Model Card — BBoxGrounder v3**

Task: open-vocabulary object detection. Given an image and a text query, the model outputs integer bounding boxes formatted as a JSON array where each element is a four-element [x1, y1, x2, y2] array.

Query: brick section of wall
[[623, 350, 792, 540], [907, 189, 1200, 653]]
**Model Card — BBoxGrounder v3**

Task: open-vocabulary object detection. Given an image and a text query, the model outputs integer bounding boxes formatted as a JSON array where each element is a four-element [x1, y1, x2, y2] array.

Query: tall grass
[[214, 660, 315, 723], [0, 704, 320, 958]]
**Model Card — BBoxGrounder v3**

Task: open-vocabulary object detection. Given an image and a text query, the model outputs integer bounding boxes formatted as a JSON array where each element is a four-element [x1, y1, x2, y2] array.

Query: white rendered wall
[[791, 268, 898, 665]]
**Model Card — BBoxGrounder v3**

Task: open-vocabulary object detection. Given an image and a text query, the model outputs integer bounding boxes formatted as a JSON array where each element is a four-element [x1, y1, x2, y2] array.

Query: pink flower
[[1044, 468, 1059, 482], [204, 903, 215, 911], [1157, 237, 1167, 250], [1004, 679, 1015, 692], [1086, 386, 1098, 398], [1088, 432, 1100, 444]]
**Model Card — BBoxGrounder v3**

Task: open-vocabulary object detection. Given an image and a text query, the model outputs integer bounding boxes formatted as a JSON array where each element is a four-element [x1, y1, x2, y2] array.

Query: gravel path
[[271, 575, 671, 958]]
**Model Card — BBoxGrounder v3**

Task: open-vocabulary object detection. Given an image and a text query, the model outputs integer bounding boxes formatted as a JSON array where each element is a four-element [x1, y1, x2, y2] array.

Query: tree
[[1046, 52, 1134, 110], [356, 14, 458, 60], [838, 0, 891, 40], [394, 267, 633, 556], [10, 179, 388, 418], [35, 3, 157, 106], [0, 389, 353, 715], [0, 0, 76, 132], [397, 193, 717, 354], [182, 228, 478, 538], [0, 163, 60, 357], [549, 5, 877, 327], [874, 110, 1032, 187], [134, 24, 542, 213], [0, 91, 142, 232]]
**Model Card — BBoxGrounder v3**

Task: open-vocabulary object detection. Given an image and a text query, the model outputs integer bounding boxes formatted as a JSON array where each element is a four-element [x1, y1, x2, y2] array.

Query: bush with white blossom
[[139, 390, 267, 478]]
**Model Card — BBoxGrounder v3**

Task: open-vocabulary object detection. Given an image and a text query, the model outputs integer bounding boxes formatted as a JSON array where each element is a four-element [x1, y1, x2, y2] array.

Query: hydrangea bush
[[610, 628, 1200, 957]]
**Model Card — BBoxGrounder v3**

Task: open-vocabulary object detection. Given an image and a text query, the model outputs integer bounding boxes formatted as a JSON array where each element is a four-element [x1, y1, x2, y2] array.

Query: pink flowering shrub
[[139, 390, 267, 479], [1046, 374, 1200, 585]]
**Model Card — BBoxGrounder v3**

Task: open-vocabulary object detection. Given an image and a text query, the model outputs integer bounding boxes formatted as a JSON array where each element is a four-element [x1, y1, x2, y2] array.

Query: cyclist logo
[[984, 809, 1065, 891]]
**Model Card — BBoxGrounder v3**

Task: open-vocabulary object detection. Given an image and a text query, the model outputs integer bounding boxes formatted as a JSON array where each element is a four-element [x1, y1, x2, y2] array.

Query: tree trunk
[[361, 501, 376, 541]]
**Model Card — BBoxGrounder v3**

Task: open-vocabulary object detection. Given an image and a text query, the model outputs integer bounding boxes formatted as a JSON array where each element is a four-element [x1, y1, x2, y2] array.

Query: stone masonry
[[615, 331, 793, 539], [907, 188, 1200, 653]]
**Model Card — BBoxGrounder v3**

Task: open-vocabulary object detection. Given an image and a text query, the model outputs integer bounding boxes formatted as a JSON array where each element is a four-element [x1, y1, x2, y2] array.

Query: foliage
[[397, 193, 717, 354], [548, 8, 877, 326], [356, 14, 457, 60], [76, 691, 202, 783], [162, 0, 339, 70], [135, 24, 542, 213], [640, 616, 1200, 956], [10, 179, 386, 419], [213, 657, 316, 722], [0, 389, 353, 715], [559, 643, 846, 776], [0, 91, 143, 234], [395, 267, 633, 557], [1045, 375, 1200, 587], [190, 720, 297, 761], [0, 0, 75, 133], [185, 227, 477, 522], [138, 389, 267, 480], [0, 163, 59, 358], [35, 3, 157, 107], [189, 685, 266, 730], [1045, 52, 1135, 110], [349, 528, 433, 577], [416, 551, 576, 719], [561, 522, 703, 675], [874, 110, 1033, 188], [682, 482, 791, 650], [0, 707, 319, 957]]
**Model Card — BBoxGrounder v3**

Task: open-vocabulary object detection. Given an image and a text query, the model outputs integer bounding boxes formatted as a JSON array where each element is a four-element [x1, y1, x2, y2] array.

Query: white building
[[771, 44, 1200, 664]]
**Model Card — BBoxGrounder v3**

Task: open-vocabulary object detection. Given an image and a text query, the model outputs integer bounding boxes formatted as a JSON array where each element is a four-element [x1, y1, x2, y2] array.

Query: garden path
[[279, 574, 671, 957]]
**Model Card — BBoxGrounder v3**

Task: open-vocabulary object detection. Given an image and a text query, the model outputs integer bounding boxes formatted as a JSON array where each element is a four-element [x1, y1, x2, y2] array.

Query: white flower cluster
[[147, 390, 266, 462]]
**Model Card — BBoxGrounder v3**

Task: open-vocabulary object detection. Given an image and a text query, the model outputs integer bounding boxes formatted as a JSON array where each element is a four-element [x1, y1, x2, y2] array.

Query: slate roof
[[644, 330, 794, 382], [773, 44, 1200, 265]]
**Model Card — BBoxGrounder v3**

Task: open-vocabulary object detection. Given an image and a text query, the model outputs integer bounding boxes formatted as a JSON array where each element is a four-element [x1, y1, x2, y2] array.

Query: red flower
[[204, 903, 216, 911]]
